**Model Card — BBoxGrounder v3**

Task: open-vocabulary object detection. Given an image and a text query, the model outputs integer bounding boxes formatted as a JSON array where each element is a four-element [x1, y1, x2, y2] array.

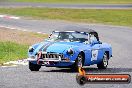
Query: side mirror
[[99, 41, 102, 44]]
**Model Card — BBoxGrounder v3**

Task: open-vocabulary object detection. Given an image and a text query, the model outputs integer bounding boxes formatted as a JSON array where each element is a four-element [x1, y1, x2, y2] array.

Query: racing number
[[91, 50, 98, 61]]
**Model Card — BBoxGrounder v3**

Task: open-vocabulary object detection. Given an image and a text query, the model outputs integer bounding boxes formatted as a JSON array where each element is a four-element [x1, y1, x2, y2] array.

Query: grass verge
[[0, 27, 48, 65], [12, 0, 132, 4], [0, 8, 132, 26], [0, 41, 28, 65]]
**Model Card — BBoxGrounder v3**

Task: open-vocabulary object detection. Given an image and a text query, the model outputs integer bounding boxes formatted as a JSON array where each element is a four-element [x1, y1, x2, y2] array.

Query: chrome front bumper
[[27, 58, 75, 63], [28, 52, 75, 66]]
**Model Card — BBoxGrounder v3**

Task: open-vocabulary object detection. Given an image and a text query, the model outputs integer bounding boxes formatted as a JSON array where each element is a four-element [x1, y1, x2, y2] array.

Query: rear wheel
[[97, 53, 108, 69], [29, 62, 41, 71], [72, 53, 84, 71]]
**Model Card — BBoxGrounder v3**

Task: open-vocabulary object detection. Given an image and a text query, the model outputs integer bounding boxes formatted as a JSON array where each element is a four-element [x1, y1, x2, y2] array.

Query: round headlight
[[67, 48, 74, 55], [29, 46, 34, 52]]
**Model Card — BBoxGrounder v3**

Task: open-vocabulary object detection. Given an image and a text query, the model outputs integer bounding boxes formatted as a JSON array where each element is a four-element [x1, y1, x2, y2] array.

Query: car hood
[[33, 41, 83, 54]]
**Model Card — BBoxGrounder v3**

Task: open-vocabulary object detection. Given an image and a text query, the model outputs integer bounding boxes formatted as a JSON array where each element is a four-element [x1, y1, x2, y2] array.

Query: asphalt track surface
[[0, 2, 132, 9], [0, 16, 132, 88]]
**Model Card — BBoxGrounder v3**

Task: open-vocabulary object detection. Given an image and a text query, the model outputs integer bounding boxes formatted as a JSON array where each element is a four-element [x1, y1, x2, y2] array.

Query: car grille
[[41, 53, 64, 59]]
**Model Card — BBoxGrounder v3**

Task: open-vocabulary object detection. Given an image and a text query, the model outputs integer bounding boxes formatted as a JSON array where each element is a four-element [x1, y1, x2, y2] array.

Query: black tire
[[72, 53, 84, 72], [29, 62, 41, 71], [97, 53, 108, 69]]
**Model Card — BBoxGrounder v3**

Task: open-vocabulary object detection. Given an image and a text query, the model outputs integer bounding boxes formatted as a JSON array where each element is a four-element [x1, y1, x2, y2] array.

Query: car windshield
[[47, 31, 88, 42]]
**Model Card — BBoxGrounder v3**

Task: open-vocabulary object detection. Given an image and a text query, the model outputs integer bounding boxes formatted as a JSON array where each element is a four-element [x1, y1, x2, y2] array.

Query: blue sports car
[[28, 29, 112, 71]]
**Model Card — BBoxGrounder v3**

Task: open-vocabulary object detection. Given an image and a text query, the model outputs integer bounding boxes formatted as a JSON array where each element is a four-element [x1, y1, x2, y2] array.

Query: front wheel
[[29, 62, 41, 71], [72, 53, 84, 72], [97, 53, 108, 69]]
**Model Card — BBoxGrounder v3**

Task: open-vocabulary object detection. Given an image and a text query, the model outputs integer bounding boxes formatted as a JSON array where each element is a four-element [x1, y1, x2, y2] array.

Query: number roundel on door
[[91, 50, 98, 61]]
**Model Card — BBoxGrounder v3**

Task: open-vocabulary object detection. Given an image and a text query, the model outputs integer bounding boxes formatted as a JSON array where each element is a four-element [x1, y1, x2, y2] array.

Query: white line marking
[[9, 16, 20, 19], [1, 65, 17, 68], [0, 14, 20, 19], [0, 15, 5, 17], [3, 59, 28, 67], [0, 25, 47, 34]]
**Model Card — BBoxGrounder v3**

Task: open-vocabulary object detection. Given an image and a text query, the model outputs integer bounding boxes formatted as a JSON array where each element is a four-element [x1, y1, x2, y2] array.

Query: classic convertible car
[[28, 29, 112, 71]]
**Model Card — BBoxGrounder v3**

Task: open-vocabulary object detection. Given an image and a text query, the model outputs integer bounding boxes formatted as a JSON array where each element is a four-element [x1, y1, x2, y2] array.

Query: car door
[[89, 34, 104, 64]]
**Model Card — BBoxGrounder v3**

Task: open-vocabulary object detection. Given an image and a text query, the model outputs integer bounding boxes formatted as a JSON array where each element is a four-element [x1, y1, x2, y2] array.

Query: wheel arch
[[105, 51, 110, 59], [79, 51, 85, 65]]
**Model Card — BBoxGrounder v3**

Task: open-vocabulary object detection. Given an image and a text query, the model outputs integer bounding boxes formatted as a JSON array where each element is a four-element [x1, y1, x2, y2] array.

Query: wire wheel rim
[[103, 54, 108, 67], [77, 55, 83, 68]]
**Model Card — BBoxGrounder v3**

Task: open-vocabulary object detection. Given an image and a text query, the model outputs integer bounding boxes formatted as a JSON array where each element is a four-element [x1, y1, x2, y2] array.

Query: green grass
[[0, 41, 28, 65], [0, 28, 48, 65], [30, 32, 48, 38], [0, 8, 132, 26], [12, 0, 132, 4]]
